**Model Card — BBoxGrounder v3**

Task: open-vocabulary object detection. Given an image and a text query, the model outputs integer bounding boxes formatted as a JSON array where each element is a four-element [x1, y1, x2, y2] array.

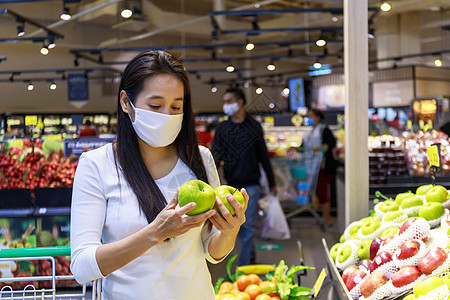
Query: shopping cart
[[272, 149, 325, 227], [0, 246, 101, 300]]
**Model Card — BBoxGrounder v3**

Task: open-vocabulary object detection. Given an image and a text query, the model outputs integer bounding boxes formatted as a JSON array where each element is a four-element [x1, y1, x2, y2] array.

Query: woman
[[70, 50, 248, 299], [302, 108, 336, 226]]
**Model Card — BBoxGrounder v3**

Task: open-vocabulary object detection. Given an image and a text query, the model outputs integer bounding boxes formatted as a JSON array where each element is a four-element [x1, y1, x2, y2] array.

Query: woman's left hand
[[209, 188, 249, 237]]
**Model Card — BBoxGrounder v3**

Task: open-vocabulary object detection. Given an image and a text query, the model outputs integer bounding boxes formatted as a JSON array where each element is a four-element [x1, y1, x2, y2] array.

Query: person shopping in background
[[212, 87, 276, 266], [70, 51, 248, 300], [302, 108, 336, 226], [78, 119, 98, 137]]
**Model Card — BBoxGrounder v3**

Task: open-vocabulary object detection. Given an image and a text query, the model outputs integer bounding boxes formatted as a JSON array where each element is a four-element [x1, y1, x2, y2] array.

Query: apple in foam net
[[377, 200, 399, 213], [370, 238, 384, 260], [358, 259, 372, 273], [337, 245, 353, 264], [395, 191, 414, 206], [214, 185, 245, 216], [360, 272, 388, 298], [426, 185, 449, 204], [400, 196, 423, 210], [390, 266, 421, 288], [383, 210, 407, 223], [370, 251, 393, 273], [360, 219, 381, 236], [178, 180, 216, 216], [346, 269, 367, 292], [357, 239, 373, 260], [396, 240, 421, 260], [380, 226, 399, 239], [341, 265, 359, 285], [399, 218, 418, 235], [417, 247, 448, 275], [418, 202, 445, 221], [416, 184, 434, 196], [329, 243, 341, 262], [413, 276, 446, 297]]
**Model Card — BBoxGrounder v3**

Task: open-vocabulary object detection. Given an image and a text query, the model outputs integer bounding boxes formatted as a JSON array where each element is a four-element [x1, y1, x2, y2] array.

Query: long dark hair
[[114, 50, 208, 223]]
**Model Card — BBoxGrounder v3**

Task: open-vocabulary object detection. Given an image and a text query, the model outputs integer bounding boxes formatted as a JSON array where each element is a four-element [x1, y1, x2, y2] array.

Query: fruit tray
[[322, 238, 411, 300]]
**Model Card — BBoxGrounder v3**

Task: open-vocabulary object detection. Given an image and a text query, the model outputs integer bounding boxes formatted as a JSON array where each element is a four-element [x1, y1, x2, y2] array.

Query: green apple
[[360, 219, 381, 236], [348, 234, 359, 240], [357, 239, 372, 260], [178, 179, 216, 216], [378, 200, 399, 213], [426, 185, 449, 204], [380, 226, 400, 238], [419, 202, 445, 221], [383, 211, 408, 223], [416, 184, 434, 195], [214, 185, 245, 216], [330, 243, 341, 261], [400, 196, 423, 209], [403, 294, 415, 300], [337, 245, 352, 264], [395, 191, 414, 206], [339, 233, 346, 243], [413, 276, 446, 297]]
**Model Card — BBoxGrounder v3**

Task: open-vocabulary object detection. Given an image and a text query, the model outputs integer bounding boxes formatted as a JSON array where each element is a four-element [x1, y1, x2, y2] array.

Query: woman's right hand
[[150, 190, 216, 243]]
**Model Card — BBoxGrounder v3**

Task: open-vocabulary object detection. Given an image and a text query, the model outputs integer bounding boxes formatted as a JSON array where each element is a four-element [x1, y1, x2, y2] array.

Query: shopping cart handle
[[0, 246, 71, 258]]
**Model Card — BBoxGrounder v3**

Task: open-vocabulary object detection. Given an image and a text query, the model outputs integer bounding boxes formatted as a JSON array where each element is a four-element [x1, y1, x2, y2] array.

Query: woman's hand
[[150, 190, 216, 243], [209, 188, 249, 237]]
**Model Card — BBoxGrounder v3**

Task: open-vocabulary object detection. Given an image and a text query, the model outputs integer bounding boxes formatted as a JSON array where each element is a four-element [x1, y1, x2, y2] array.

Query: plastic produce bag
[[260, 193, 291, 240]]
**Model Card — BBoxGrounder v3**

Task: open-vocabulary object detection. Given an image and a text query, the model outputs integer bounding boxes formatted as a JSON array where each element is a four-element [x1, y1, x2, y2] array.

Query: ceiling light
[[332, 16, 338, 22], [283, 88, 290, 95], [313, 61, 322, 69], [316, 39, 326, 47], [246, 41, 254, 51], [434, 58, 443, 67], [256, 87, 263, 94], [380, 2, 391, 12], [269, 103, 275, 109], [60, 7, 71, 20], [48, 37, 56, 49], [226, 64, 235, 72], [121, 8, 133, 18], [211, 86, 217, 93], [254, 4, 260, 8], [27, 82, 34, 91], [244, 81, 250, 88], [267, 61, 276, 71], [17, 24, 25, 37], [50, 82, 57, 90], [40, 46, 49, 55]]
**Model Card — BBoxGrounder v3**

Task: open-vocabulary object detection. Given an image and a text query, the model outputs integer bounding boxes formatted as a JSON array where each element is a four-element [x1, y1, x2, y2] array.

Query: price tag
[[423, 124, 430, 132], [25, 115, 37, 126], [427, 144, 440, 168], [427, 119, 433, 129], [419, 120, 424, 129], [407, 120, 412, 130], [313, 268, 327, 297]]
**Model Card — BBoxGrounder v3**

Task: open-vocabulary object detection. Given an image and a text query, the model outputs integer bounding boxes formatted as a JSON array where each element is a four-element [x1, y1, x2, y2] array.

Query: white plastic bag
[[260, 193, 291, 240]]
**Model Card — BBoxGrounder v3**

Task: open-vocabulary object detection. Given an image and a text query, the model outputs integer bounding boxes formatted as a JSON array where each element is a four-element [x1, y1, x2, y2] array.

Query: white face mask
[[128, 99, 183, 147], [223, 102, 240, 116]]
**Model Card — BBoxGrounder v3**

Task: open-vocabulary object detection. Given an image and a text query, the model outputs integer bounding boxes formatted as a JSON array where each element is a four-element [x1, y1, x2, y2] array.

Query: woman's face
[[121, 74, 184, 121], [308, 111, 321, 125]]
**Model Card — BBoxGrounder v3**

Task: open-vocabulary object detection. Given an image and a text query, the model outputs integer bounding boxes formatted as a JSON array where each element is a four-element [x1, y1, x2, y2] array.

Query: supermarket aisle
[[208, 216, 340, 291]]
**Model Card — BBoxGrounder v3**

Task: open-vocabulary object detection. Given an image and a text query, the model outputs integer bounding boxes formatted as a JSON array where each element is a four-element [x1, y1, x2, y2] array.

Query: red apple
[[346, 270, 367, 291], [381, 236, 394, 246], [370, 237, 384, 260], [417, 247, 448, 275], [399, 218, 418, 235], [360, 272, 388, 297], [397, 240, 421, 260], [370, 251, 393, 273], [358, 259, 372, 273], [391, 266, 421, 288], [342, 265, 359, 284]]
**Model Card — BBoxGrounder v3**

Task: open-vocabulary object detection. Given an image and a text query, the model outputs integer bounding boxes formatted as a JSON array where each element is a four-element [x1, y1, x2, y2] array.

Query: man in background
[[212, 87, 276, 266]]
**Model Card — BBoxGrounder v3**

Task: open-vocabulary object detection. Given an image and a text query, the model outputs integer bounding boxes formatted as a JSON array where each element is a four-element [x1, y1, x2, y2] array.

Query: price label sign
[[407, 120, 412, 130], [427, 144, 441, 168], [313, 268, 327, 297], [419, 119, 424, 129], [25, 115, 38, 126], [291, 114, 303, 127]]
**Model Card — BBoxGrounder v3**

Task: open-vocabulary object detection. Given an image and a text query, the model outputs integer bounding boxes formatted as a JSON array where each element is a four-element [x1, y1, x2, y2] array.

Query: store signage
[[372, 80, 414, 107], [67, 73, 89, 108], [64, 137, 115, 157]]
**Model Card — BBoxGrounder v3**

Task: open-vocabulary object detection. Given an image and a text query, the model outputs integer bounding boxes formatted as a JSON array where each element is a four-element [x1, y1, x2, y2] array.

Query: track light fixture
[[17, 23, 25, 37], [60, 7, 71, 20], [121, 5, 133, 18], [50, 82, 57, 90], [313, 61, 322, 69], [27, 82, 34, 91], [74, 55, 79, 67], [245, 38, 254, 51], [9, 73, 15, 82], [256, 87, 263, 95], [226, 64, 235, 73], [316, 38, 326, 47], [380, 2, 391, 12], [434, 58, 443, 67], [40, 45, 49, 55], [283, 88, 290, 95], [267, 60, 276, 71], [48, 36, 56, 49]]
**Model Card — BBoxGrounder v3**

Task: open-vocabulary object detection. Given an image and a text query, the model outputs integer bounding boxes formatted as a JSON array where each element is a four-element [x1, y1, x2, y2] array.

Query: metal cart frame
[[0, 246, 101, 300]]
